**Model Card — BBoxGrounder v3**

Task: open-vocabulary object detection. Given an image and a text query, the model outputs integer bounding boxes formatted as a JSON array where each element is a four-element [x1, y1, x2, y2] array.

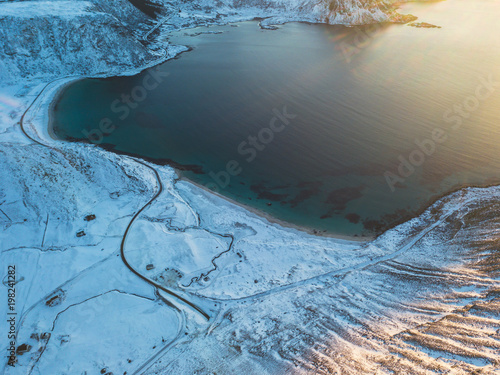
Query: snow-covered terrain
[[1, 0, 499, 374], [0, 0, 409, 83]]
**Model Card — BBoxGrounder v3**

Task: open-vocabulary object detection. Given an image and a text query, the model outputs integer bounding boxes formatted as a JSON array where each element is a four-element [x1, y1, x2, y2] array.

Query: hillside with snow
[[0, 0, 405, 84]]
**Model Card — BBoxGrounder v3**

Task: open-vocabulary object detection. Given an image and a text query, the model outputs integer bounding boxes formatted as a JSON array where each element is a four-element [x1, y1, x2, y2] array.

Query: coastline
[[176, 173, 500, 245], [44, 61, 370, 243], [41, 12, 500, 248], [46, 77, 84, 140], [177, 174, 373, 243], [47, 83, 500, 245], [46, 78, 500, 246], [44, 72, 370, 244], [44, 43, 500, 245]]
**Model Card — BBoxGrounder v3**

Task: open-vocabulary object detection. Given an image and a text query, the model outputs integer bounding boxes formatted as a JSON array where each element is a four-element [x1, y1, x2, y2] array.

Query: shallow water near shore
[[51, 0, 500, 237]]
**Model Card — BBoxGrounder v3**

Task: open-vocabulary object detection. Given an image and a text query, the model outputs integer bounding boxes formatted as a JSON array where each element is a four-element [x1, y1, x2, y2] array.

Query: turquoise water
[[51, 0, 500, 237]]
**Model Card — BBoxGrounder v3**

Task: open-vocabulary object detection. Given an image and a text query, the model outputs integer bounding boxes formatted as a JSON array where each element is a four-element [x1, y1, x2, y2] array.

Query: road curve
[[119, 158, 211, 320], [19, 79, 211, 321]]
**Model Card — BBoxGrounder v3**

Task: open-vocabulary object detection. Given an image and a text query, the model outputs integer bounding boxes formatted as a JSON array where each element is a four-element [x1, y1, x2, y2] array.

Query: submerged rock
[[408, 22, 442, 28]]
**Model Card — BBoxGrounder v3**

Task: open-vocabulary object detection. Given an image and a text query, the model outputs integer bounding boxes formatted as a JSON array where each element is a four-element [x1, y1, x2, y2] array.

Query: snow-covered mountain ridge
[[0, 0, 409, 84], [0, 1, 156, 84]]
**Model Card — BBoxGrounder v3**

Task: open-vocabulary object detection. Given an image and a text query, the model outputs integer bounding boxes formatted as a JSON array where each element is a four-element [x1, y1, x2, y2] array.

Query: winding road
[[18, 79, 211, 322]]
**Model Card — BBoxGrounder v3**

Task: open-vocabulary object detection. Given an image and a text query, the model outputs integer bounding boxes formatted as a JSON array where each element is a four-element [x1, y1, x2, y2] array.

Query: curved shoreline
[[46, 71, 371, 243], [36, 9, 500, 251], [177, 175, 372, 242], [45, 60, 500, 245], [47, 73, 500, 244], [45, 76, 375, 241]]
